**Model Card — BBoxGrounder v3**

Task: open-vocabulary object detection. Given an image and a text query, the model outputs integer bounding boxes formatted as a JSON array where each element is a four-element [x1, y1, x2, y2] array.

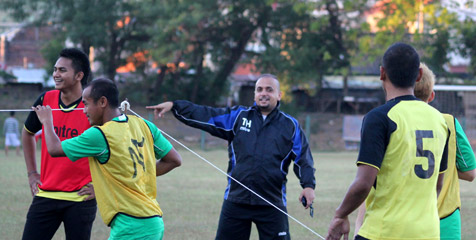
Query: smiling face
[[82, 86, 103, 126], [53, 57, 83, 91], [254, 77, 281, 115]]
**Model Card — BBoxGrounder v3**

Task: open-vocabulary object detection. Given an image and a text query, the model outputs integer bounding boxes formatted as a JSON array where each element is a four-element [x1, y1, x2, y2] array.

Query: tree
[[1, 0, 153, 81], [255, 0, 370, 103], [39, 32, 66, 82], [143, 0, 301, 105], [458, 18, 476, 79], [359, 0, 461, 79], [415, 3, 459, 78], [141, 0, 222, 103]]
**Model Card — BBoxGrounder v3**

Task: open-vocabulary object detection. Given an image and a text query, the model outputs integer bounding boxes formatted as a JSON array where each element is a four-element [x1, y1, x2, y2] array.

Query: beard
[[257, 96, 270, 109], [257, 104, 271, 111], [256, 95, 278, 113], [257, 100, 274, 113]]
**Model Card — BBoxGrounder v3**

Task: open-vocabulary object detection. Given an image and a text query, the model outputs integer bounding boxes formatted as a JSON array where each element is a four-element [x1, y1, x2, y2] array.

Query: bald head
[[256, 74, 280, 91], [254, 74, 282, 115]]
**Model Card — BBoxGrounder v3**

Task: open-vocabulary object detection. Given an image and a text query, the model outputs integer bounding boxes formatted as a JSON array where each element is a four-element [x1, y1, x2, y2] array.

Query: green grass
[[1, 149, 476, 239]]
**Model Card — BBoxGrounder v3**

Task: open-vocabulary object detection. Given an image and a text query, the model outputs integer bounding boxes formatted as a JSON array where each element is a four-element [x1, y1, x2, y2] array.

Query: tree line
[[2, 0, 475, 106]]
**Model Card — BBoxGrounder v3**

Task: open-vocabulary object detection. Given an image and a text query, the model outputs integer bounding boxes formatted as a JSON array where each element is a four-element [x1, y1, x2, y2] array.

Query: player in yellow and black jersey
[[326, 43, 449, 240]]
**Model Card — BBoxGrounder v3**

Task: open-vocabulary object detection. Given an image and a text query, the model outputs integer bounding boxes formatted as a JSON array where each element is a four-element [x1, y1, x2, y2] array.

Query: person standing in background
[[4, 111, 21, 157]]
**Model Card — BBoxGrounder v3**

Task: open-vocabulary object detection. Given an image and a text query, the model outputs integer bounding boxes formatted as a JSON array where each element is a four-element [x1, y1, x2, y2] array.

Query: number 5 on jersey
[[415, 130, 435, 179]]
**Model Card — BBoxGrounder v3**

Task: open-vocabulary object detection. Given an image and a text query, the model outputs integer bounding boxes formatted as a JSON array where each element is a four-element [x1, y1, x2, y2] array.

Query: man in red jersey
[[21, 48, 96, 240]]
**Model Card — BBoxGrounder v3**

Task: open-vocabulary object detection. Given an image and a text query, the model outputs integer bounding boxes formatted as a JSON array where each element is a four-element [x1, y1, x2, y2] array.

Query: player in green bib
[[326, 43, 449, 240], [33, 78, 182, 240]]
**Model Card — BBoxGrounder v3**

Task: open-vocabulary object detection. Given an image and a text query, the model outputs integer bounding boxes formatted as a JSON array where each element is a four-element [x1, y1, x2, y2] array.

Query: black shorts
[[355, 235, 369, 240], [22, 196, 97, 240], [215, 200, 290, 240]]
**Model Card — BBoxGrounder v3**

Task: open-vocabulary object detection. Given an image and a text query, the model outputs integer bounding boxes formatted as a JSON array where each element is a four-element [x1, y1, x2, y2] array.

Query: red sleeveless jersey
[[40, 90, 92, 192]]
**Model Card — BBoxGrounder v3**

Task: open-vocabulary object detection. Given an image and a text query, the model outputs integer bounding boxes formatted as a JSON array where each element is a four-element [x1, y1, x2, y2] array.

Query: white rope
[[0, 108, 84, 112], [1, 101, 130, 112], [0, 99, 128, 112], [120, 100, 325, 240], [120, 100, 130, 113]]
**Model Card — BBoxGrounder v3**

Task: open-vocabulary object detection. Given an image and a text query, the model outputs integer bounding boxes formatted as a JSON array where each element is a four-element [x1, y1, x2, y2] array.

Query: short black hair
[[10, 111, 15, 117], [86, 78, 119, 108], [382, 42, 420, 88], [59, 48, 91, 86]]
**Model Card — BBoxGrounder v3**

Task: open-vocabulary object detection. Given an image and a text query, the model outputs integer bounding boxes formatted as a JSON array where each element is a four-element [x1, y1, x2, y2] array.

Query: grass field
[[1, 148, 476, 239]]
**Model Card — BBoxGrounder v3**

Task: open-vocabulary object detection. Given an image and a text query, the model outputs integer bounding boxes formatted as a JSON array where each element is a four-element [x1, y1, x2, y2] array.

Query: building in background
[[0, 14, 54, 87]]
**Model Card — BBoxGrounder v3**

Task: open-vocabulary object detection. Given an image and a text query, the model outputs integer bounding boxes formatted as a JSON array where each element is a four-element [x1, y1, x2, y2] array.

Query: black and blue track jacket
[[172, 100, 316, 207]]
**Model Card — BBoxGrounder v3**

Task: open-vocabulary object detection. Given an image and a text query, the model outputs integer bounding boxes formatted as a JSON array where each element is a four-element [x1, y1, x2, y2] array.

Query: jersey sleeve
[[172, 100, 245, 141], [291, 122, 316, 189], [356, 110, 390, 170], [24, 92, 46, 134], [62, 127, 109, 163], [143, 119, 173, 159], [454, 118, 476, 172]]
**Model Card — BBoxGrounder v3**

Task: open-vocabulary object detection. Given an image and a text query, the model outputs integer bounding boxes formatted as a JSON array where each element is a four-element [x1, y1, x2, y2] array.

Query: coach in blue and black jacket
[[147, 74, 316, 240]]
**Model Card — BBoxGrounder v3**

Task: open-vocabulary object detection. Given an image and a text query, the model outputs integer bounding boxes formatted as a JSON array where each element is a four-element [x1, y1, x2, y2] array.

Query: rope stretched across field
[[120, 101, 325, 240], [0, 101, 325, 239], [0, 108, 84, 112]]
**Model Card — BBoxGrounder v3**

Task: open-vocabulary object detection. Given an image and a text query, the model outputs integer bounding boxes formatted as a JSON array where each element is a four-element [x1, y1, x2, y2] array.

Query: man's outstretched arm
[[146, 101, 173, 119]]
